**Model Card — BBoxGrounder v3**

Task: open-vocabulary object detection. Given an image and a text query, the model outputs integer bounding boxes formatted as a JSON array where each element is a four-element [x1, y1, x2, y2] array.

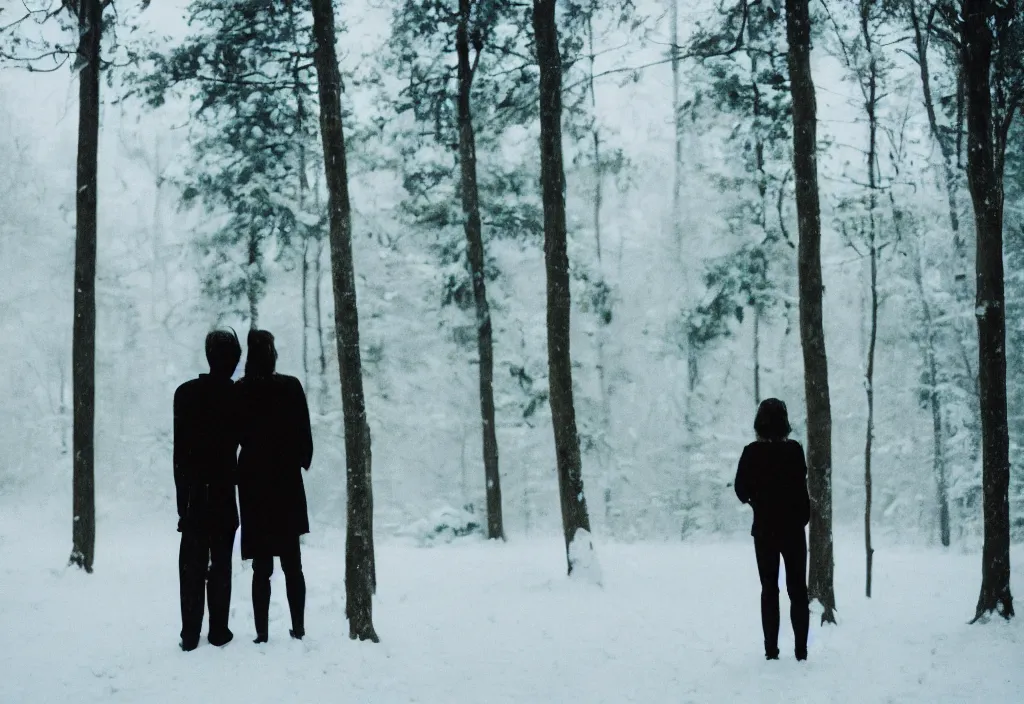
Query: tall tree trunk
[[313, 163, 329, 409], [302, 234, 310, 388], [290, 0, 311, 392], [909, 2, 964, 248], [313, 235, 325, 376], [750, 45, 766, 413], [862, 3, 879, 598], [864, 240, 878, 598], [457, 0, 504, 541], [247, 230, 260, 329], [586, 11, 614, 529], [911, 240, 951, 546], [309, 0, 379, 641], [961, 0, 1014, 622], [533, 0, 596, 575], [672, 0, 699, 401], [299, 150, 310, 390], [753, 305, 761, 408], [69, 0, 102, 574], [670, 0, 682, 262], [784, 0, 836, 623]]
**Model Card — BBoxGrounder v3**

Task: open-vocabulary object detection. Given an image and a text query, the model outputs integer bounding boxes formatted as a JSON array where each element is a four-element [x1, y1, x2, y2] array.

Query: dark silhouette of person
[[734, 398, 811, 661], [173, 329, 242, 652], [235, 329, 313, 643]]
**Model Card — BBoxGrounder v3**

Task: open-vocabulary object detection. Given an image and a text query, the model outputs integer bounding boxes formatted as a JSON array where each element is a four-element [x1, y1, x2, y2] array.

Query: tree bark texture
[[291, 3, 311, 390], [533, 0, 595, 574], [753, 305, 761, 409], [313, 170, 329, 410], [309, 0, 380, 641], [785, 0, 836, 623], [864, 242, 877, 598], [302, 235, 311, 388], [69, 0, 102, 574], [457, 0, 505, 541], [247, 230, 260, 329], [862, 5, 878, 598], [671, 0, 683, 262], [960, 0, 1014, 622]]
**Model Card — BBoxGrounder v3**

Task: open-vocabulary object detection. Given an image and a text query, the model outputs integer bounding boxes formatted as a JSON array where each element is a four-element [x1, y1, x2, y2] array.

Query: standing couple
[[173, 328, 313, 651]]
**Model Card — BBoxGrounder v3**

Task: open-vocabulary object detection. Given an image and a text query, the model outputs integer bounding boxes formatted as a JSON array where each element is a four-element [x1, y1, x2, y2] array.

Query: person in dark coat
[[173, 329, 242, 652], [734, 398, 811, 662], [235, 329, 313, 643]]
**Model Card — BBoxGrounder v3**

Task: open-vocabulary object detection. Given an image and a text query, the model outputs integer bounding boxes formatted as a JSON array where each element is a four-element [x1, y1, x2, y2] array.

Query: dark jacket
[[734, 439, 811, 536], [234, 373, 313, 559], [173, 374, 240, 534]]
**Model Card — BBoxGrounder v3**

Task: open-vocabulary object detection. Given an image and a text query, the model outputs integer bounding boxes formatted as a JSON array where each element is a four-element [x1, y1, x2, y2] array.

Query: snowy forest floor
[[1, 501, 1022, 703]]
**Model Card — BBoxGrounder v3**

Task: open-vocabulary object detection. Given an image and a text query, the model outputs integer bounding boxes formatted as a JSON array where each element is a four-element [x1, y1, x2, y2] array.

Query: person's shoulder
[[174, 378, 201, 400], [785, 439, 805, 452], [276, 374, 304, 391]]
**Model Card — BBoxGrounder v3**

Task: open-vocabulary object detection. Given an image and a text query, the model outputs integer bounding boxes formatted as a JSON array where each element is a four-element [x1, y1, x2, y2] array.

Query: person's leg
[[251, 555, 273, 643], [178, 531, 206, 651], [206, 528, 236, 646], [781, 529, 810, 660], [753, 532, 781, 659], [279, 536, 306, 638]]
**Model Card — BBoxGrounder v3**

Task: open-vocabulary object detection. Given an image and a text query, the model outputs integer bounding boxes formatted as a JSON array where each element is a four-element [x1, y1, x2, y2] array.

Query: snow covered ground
[[1, 500, 1022, 703]]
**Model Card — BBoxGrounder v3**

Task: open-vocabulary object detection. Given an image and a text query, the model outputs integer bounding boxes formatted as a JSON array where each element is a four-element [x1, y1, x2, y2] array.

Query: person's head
[[754, 397, 791, 441], [205, 329, 241, 377], [245, 329, 277, 377]]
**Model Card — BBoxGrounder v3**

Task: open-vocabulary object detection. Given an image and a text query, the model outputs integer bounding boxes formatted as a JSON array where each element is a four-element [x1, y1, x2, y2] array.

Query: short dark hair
[[206, 329, 241, 377], [245, 329, 277, 377], [754, 397, 791, 441]]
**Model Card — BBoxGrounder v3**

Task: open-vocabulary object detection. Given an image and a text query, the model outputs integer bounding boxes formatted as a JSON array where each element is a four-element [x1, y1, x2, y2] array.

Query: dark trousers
[[753, 528, 809, 657], [179, 528, 236, 645], [251, 537, 306, 637]]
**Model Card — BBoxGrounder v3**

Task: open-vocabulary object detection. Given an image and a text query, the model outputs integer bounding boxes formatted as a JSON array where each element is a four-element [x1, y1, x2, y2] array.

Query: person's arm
[[173, 387, 189, 530], [293, 377, 314, 470], [794, 441, 810, 526], [735, 446, 752, 504], [227, 384, 241, 486]]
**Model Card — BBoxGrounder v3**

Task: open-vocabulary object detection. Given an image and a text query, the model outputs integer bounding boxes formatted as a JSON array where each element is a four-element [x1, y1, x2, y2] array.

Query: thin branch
[[0, 46, 75, 63], [27, 54, 70, 71]]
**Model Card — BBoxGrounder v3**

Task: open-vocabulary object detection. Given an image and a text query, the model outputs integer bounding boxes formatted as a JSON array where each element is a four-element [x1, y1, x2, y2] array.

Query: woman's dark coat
[[734, 439, 811, 536], [234, 373, 313, 559]]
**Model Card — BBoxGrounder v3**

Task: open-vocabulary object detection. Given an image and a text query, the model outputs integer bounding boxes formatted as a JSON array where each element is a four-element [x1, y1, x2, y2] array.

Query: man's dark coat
[[173, 374, 240, 533]]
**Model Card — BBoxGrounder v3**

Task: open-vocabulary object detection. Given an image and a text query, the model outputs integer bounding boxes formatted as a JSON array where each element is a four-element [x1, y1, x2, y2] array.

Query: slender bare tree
[[69, 0, 103, 574], [785, 0, 836, 622], [456, 0, 505, 540], [957, 0, 1017, 622], [534, 0, 597, 575], [309, 0, 379, 641]]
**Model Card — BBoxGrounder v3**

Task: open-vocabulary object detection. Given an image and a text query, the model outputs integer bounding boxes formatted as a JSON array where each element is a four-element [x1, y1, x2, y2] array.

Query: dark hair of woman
[[244, 329, 277, 378], [754, 397, 792, 441]]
